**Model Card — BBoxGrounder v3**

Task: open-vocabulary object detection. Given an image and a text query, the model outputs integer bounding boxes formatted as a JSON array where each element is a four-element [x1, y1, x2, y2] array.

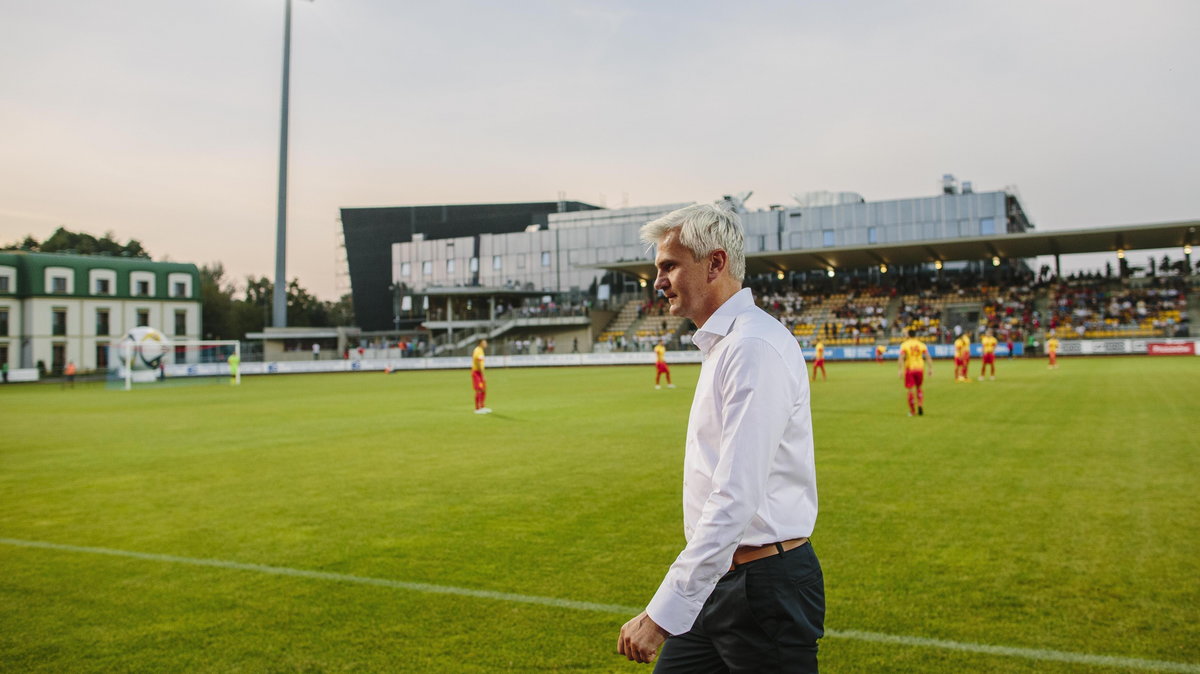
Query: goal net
[[108, 328, 241, 390]]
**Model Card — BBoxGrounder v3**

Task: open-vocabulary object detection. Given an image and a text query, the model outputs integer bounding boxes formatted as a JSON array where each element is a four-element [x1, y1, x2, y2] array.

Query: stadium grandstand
[[337, 178, 1198, 360]]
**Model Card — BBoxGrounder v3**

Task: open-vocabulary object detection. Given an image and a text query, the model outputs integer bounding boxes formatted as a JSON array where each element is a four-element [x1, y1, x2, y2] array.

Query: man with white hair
[[617, 202, 824, 671]]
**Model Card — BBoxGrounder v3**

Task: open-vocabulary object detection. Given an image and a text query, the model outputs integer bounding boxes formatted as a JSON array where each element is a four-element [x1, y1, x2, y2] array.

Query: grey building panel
[[372, 190, 1029, 323]]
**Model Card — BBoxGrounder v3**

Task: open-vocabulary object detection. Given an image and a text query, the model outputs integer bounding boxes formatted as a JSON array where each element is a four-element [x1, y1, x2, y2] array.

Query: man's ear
[[708, 250, 728, 281]]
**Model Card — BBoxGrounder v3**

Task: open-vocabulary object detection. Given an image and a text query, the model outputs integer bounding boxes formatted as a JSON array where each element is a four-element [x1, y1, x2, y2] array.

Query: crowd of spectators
[[740, 271, 1193, 345], [1048, 278, 1189, 337]]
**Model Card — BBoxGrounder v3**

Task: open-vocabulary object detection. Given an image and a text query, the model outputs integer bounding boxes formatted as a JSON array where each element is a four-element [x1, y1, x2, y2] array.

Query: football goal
[[109, 328, 241, 390]]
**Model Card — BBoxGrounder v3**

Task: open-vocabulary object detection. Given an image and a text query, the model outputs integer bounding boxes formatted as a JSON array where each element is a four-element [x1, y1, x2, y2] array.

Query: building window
[[541, 251, 551, 267], [174, 282, 187, 298], [0, 345, 8, 368], [868, 227, 878, 244], [421, 261, 432, 276], [0, 277, 8, 293], [980, 217, 996, 236], [52, 344, 66, 374], [446, 259, 455, 274], [174, 310, 187, 336], [52, 276, 68, 293], [52, 309, 67, 336], [469, 257, 479, 273], [137, 309, 149, 327], [0, 308, 8, 336], [96, 309, 110, 336], [136, 280, 150, 296], [401, 262, 411, 277], [96, 343, 109, 369], [822, 230, 835, 247], [96, 278, 111, 295], [493, 255, 502, 270]]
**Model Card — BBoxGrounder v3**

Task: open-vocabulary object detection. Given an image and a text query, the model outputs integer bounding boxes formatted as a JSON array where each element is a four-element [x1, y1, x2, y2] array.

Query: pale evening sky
[[2, 0, 1197, 300]]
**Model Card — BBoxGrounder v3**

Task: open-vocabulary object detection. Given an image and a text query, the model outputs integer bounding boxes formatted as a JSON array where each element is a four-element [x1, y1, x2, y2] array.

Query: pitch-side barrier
[[151, 337, 1200, 378], [8, 338, 1195, 383]]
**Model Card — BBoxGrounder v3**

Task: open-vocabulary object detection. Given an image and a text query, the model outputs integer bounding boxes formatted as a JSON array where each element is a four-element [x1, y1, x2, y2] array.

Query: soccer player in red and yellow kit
[[899, 329, 932, 416], [654, 340, 675, 389], [979, 328, 998, 381], [472, 339, 491, 414], [953, 332, 970, 382], [811, 340, 827, 381], [1046, 330, 1060, 369], [875, 343, 886, 363], [960, 331, 972, 380]]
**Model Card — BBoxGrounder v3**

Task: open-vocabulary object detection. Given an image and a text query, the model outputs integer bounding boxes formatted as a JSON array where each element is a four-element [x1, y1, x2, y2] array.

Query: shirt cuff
[[645, 580, 706, 636]]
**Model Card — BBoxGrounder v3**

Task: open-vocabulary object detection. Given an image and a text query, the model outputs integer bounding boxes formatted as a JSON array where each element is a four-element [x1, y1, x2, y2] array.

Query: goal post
[[167, 340, 242, 386], [110, 332, 241, 390]]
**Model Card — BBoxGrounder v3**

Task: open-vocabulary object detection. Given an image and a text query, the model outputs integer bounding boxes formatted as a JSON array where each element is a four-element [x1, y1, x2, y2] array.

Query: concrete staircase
[[630, 313, 690, 341], [1186, 284, 1200, 337], [597, 300, 643, 344]]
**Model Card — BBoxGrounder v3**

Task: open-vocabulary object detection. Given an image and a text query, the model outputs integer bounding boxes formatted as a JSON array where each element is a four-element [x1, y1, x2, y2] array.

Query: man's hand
[[617, 611, 668, 664]]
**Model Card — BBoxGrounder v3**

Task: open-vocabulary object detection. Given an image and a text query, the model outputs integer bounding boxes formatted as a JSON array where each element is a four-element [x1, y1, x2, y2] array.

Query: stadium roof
[[596, 219, 1200, 280], [421, 286, 547, 297]]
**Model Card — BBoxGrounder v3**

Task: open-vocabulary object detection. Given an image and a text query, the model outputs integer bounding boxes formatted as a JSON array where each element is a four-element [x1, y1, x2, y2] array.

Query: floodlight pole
[[272, 0, 295, 328]]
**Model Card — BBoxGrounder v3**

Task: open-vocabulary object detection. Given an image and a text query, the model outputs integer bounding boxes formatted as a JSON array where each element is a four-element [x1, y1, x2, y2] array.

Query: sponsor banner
[[966, 344, 1020, 358], [159, 335, 1200, 380], [804, 346, 901, 361], [3, 368, 40, 383], [1056, 339, 1197, 356], [214, 351, 707, 377], [1147, 342, 1196, 356], [1058, 340, 1084, 355], [801, 343, 1022, 361], [165, 363, 229, 377], [1099, 340, 1128, 354]]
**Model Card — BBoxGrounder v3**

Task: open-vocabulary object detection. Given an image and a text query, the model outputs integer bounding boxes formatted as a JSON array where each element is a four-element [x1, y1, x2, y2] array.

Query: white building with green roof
[[0, 251, 201, 375]]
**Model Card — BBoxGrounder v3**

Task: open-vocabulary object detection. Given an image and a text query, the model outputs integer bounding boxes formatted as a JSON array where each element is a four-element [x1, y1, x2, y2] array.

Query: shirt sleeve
[[645, 338, 794, 635]]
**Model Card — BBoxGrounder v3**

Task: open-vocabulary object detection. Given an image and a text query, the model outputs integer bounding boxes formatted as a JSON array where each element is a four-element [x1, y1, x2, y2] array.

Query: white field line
[[3, 537, 1197, 674]]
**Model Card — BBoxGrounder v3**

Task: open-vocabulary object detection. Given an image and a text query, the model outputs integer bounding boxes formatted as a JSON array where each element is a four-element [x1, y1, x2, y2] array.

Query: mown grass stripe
[[0, 537, 635, 615], [828, 629, 1200, 674], [4, 536, 1197, 673]]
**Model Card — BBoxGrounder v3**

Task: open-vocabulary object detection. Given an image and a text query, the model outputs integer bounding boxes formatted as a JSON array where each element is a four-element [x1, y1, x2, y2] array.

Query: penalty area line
[[2, 537, 1197, 673]]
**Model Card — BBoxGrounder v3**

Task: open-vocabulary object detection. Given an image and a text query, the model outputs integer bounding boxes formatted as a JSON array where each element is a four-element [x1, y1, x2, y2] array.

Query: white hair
[[639, 202, 746, 282]]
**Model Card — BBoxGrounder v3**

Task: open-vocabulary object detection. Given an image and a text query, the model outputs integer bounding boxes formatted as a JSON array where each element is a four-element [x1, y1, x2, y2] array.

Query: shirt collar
[[693, 288, 754, 354]]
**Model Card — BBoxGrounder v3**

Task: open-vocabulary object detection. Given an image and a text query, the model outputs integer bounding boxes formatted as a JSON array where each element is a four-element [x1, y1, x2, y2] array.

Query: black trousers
[[654, 542, 825, 673]]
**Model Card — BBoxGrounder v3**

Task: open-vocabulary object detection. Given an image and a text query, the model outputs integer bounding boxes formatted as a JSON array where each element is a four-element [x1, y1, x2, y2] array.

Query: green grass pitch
[[1, 356, 1198, 672]]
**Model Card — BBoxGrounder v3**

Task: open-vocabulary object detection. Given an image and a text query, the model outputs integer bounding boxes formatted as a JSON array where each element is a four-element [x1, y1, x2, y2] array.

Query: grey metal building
[[380, 184, 1029, 305], [340, 201, 602, 331]]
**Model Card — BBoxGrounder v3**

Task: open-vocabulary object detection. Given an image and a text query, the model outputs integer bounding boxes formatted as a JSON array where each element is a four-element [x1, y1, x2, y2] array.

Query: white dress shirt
[[645, 288, 818, 636]]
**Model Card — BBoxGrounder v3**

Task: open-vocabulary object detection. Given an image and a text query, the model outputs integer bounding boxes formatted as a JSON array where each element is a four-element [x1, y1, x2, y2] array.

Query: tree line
[[200, 263, 354, 340], [4, 228, 354, 339], [4, 227, 151, 258]]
